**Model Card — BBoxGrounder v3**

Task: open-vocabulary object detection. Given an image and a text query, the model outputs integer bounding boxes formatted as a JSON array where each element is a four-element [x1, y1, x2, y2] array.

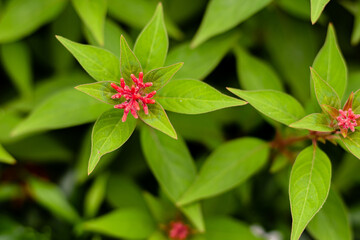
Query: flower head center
[[336, 108, 360, 132], [168, 221, 190, 240], [110, 72, 156, 122]]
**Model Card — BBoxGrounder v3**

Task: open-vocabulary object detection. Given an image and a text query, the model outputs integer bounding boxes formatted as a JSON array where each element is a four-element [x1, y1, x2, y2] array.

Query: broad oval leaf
[[72, 0, 107, 46], [139, 102, 177, 139], [120, 35, 142, 85], [191, 0, 271, 47], [228, 88, 305, 126], [0, 0, 66, 43], [307, 189, 352, 240], [12, 88, 112, 137], [56, 36, 120, 82], [289, 146, 332, 240], [341, 132, 360, 159], [81, 208, 155, 239], [313, 24, 347, 99], [134, 3, 168, 73], [143, 63, 183, 92], [178, 138, 269, 206], [75, 81, 118, 105], [89, 109, 137, 174], [157, 79, 246, 114], [290, 113, 333, 132], [0, 144, 16, 164], [311, 0, 331, 24]]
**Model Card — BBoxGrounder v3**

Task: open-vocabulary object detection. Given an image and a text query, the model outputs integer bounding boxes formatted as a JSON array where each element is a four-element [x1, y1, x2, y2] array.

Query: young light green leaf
[[134, 3, 168, 73], [81, 208, 155, 239], [191, 0, 271, 47], [290, 113, 333, 132], [307, 189, 352, 240], [289, 146, 332, 240], [75, 81, 118, 105], [157, 79, 246, 114], [352, 89, 360, 113], [0, 0, 66, 43], [313, 24, 347, 99], [120, 35, 142, 85], [227, 88, 305, 126], [72, 0, 107, 46], [56, 36, 120, 82], [12, 88, 111, 137], [139, 102, 177, 139], [1, 41, 33, 99], [0, 144, 16, 164], [341, 132, 360, 159], [166, 31, 239, 80], [311, 0, 330, 24], [143, 63, 183, 91], [311, 67, 341, 109], [234, 46, 284, 91], [84, 173, 109, 218], [178, 138, 269, 206], [27, 177, 80, 224], [89, 109, 136, 174]]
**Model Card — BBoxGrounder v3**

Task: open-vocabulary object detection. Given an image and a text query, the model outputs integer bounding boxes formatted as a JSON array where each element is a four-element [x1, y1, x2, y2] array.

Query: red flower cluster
[[168, 221, 190, 240], [337, 108, 360, 132], [110, 72, 156, 122]]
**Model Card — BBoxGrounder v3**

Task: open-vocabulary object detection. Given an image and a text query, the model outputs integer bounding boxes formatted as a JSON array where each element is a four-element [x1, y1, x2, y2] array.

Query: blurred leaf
[[89, 109, 136, 174], [234, 46, 284, 91], [28, 177, 80, 224], [1, 41, 33, 99], [276, 0, 310, 20], [0, 110, 22, 143], [351, 3, 360, 45], [0, 0, 66, 43], [134, 3, 168, 73], [143, 192, 176, 223], [228, 88, 305, 126], [311, 0, 330, 24], [307, 189, 352, 240], [341, 132, 360, 159], [270, 154, 289, 173], [191, 0, 271, 47], [313, 24, 347, 100], [75, 81, 118, 105], [84, 173, 109, 218], [163, 0, 207, 25], [120, 36, 142, 85], [0, 144, 15, 164], [290, 113, 333, 132], [178, 138, 269, 205], [353, 89, 360, 112], [157, 79, 246, 114], [139, 102, 177, 139], [334, 153, 360, 192], [12, 88, 111, 137], [72, 0, 107, 45], [289, 146, 331, 240], [56, 36, 120, 82], [180, 203, 205, 232], [166, 31, 239, 80], [0, 183, 22, 202], [81, 208, 155, 239], [148, 231, 167, 240]]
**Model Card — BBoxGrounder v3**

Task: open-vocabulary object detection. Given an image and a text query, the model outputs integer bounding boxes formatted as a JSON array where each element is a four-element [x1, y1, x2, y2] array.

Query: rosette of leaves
[[55, 3, 246, 174]]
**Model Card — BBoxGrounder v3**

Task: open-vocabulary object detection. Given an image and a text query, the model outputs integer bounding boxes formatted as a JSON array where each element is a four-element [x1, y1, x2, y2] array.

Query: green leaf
[[139, 102, 177, 139], [277, 0, 310, 20], [289, 146, 332, 240], [12, 88, 111, 137], [166, 31, 239, 80], [84, 173, 109, 218], [178, 138, 269, 205], [157, 79, 246, 114], [75, 81, 118, 105], [350, 3, 360, 45], [191, 0, 271, 47], [81, 208, 155, 239], [134, 3, 168, 73], [351, 89, 360, 113], [143, 63, 183, 92], [313, 24, 347, 99], [290, 113, 333, 132], [56, 36, 120, 82], [1, 41, 33, 99], [181, 203, 205, 232], [311, 67, 341, 109], [341, 132, 360, 159], [72, 0, 107, 46], [228, 88, 305, 126], [120, 35, 142, 85], [89, 109, 137, 174], [0, 0, 66, 43], [0, 144, 15, 164], [311, 0, 330, 24], [234, 46, 284, 91], [27, 177, 80, 224], [307, 189, 352, 240]]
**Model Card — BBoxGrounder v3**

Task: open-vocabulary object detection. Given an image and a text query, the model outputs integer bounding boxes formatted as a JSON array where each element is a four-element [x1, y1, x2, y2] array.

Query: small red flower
[[337, 108, 360, 132], [110, 72, 156, 122], [168, 221, 190, 240]]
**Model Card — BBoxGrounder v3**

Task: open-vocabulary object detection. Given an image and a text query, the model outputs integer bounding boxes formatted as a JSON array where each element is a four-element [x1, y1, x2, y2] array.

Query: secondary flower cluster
[[110, 72, 156, 122]]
